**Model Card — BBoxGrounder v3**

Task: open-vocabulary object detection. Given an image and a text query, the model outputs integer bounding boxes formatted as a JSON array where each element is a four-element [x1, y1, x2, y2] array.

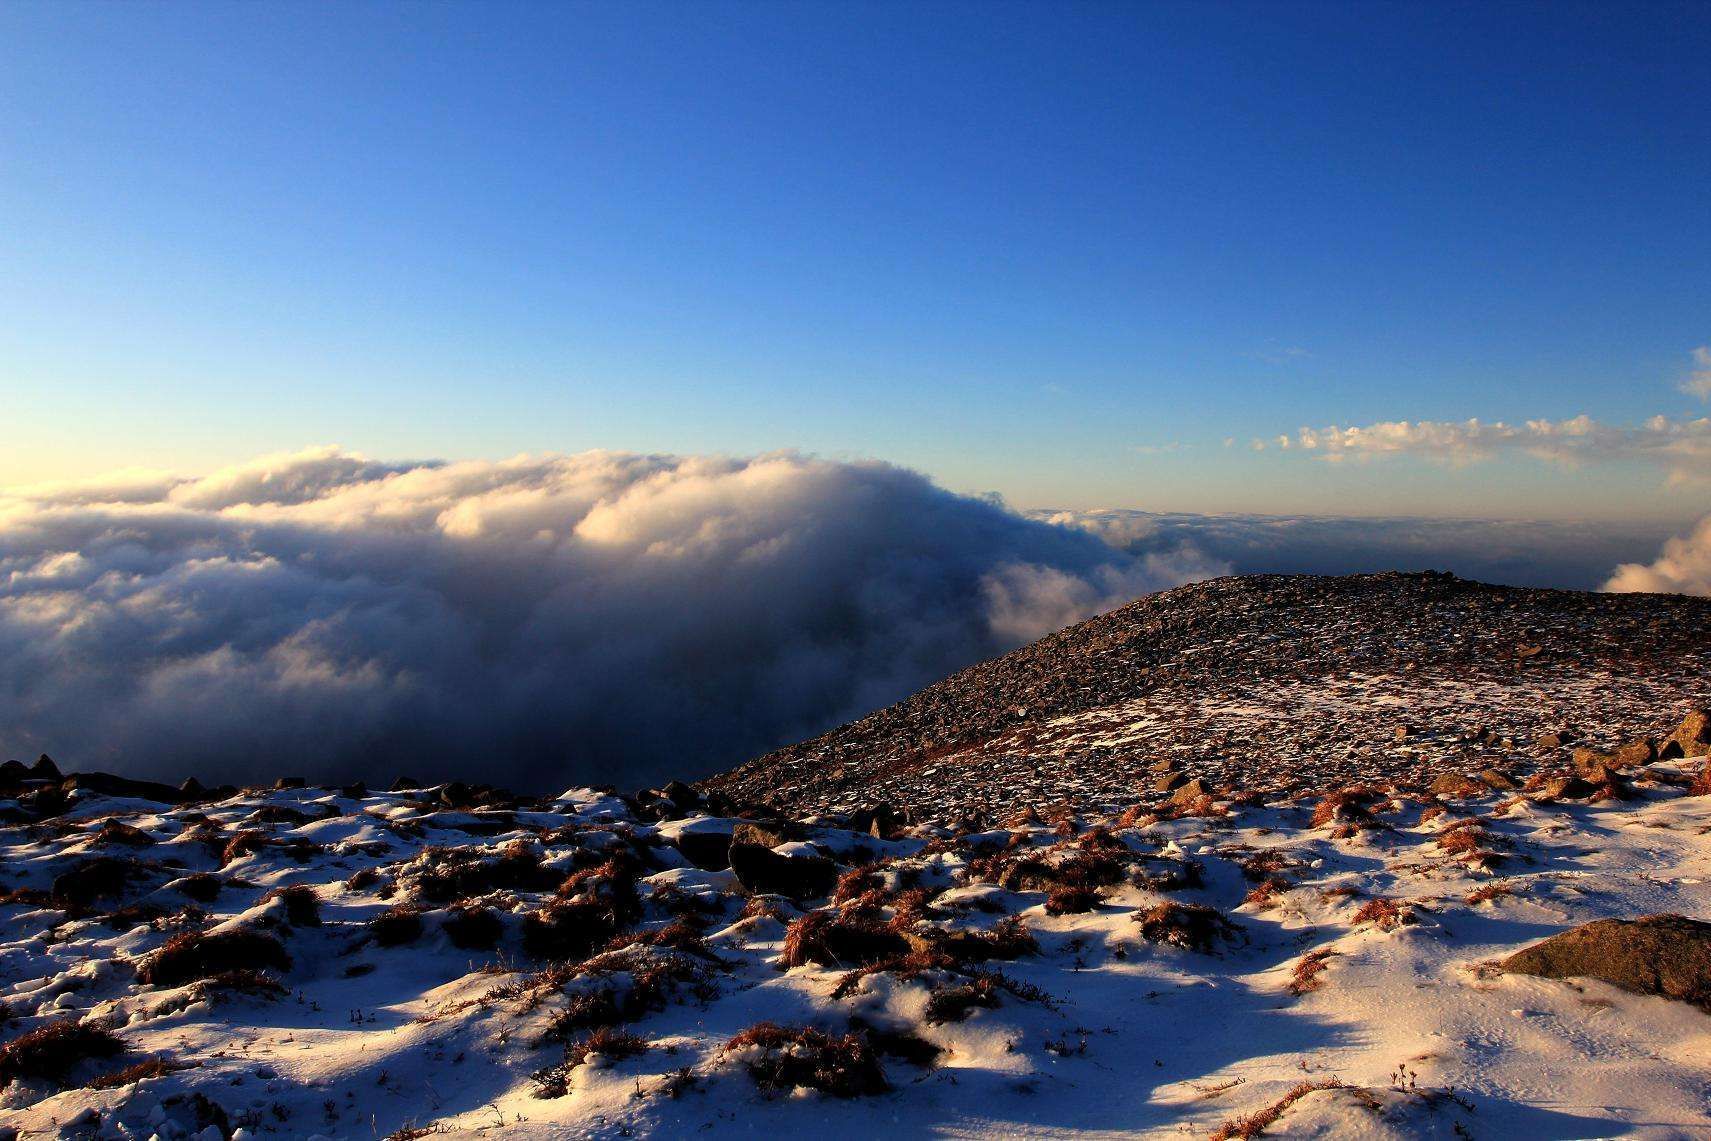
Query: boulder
[[60, 772, 184, 804], [30, 754, 62, 780], [1671, 709, 1711, 759], [1537, 774, 1596, 801], [1477, 768, 1519, 791], [728, 843, 836, 900], [1501, 914, 1711, 1011], [1153, 771, 1188, 794], [1571, 747, 1615, 775], [1614, 739, 1657, 768], [846, 803, 906, 839], [660, 818, 736, 870], [1429, 772, 1487, 798], [1168, 778, 1213, 806], [731, 821, 788, 849]]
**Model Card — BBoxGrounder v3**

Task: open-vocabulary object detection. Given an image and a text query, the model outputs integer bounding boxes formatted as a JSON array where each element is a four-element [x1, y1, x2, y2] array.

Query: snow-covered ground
[[2, 748, 1708, 1139]]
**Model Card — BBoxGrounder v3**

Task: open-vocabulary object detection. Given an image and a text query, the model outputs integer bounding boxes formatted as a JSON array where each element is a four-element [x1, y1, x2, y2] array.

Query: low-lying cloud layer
[[1035, 509, 1679, 592], [0, 448, 1218, 790]]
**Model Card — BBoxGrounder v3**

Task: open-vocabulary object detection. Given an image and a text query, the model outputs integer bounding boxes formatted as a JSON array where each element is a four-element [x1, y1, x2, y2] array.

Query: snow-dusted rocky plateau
[[1, 573, 1709, 1139]]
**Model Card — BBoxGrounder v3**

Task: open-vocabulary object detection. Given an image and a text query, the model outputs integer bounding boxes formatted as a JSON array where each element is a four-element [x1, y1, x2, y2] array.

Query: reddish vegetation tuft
[[531, 1027, 649, 1098], [1045, 886, 1103, 915], [261, 884, 321, 926], [370, 905, 426, 947], [1351, 897, 1411, 931], [137, 927, 291, 987], [0, 1020, 126, 1087], [1286, 948, 1337, 996], [1209, 1078, 1350, 1140], [1133, 902, 1240, 953], [442, 905, 504, 950], [724, 1022, 887, 1097], [87, 1056, 197, 1089]]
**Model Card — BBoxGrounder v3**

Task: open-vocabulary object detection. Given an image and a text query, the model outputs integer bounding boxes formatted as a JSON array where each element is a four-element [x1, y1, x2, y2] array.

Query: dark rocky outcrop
[[1502, 914, 1711, 1011], [728, 841, 836, 901]]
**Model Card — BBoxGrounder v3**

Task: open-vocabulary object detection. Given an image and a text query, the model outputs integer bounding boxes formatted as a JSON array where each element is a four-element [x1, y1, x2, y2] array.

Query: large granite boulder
[[1502, 914, 1711, 1012]]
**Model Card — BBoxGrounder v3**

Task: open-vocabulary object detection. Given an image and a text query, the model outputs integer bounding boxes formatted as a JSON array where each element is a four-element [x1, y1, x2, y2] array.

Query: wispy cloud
[[1248, 345, 1311, 365], [1290, 414, 1711, 483], [1680, 346, 1711, 401]]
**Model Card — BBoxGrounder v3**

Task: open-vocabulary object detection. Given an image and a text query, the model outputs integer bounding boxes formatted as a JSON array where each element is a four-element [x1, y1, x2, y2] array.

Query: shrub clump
[[371, 905, 426, 947], [0, 1020, 126, 1087], [50, 857, 146, 912], [531, 1027, 649, 1098], [1287, 948, 1337, 996], [924, 978, 1000, 1024], [723, 1022, 887, 1098], [443, 905, 504, 950], [87, 1056, 197, 1089], [1351, 897, 1413, 931], [137, 928, 292, 987], [172, 873, 223, 904], [1044, 886, 1103, 915], [1210, 1079, 1350, 1140], [261, 884, 321, 926], [1133, 902, 1240, 953]]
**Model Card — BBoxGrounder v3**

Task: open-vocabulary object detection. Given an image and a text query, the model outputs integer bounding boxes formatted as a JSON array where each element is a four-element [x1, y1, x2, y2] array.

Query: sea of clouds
[[0, 445, 1697, 791], [0, 448, 1216, 789]]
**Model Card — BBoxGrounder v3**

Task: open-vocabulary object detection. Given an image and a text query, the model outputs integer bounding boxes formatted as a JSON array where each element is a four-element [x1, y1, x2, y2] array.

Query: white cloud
[[1292, 413, 1711, 483], [1680, 346, 1711, 402], [1605, 512, 1711, 596], [0, 447, 1221, 789]]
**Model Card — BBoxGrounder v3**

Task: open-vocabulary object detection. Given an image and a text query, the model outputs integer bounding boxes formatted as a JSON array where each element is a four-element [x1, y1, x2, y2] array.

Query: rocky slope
[[706, 571, 1711, 817]]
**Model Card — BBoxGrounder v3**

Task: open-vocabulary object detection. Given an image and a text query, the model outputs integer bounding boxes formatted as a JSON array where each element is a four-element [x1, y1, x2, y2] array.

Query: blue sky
[[3, 1, 1708, 519]]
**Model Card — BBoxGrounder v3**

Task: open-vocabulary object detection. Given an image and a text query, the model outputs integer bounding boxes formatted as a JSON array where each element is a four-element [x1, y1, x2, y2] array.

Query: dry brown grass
[[86, 1056, 197, 1089], [1311, 788, 1378, 829], [1133, 902, 1240, 953], [1351, 897, 1411, 931], [370, 904, 426, 947], [1464, 881, 1515, 906], [723, 1022, 886, 1097], [260, 884, 321, 926], [1287, 949, 1337, 996], [1045, 885, 1104, 915], [137, 927, 291, 987], [1209, 1078, 1349, 1140], [1688, 763, 1711, 797], [531, 1027, 649, 1098], [0, 1020, 127, 1086], [1243, 878, 1291, 910]]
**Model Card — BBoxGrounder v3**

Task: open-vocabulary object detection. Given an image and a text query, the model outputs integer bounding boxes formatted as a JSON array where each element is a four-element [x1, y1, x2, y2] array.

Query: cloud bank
[[1036, 509, 1679, 592], [0, 448, 1219, 790]]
